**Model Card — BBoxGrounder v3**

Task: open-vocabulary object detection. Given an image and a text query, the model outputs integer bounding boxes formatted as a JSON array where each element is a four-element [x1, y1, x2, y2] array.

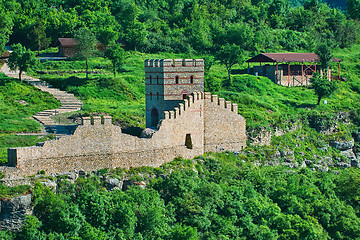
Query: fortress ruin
[[5, 59, 246, 177]]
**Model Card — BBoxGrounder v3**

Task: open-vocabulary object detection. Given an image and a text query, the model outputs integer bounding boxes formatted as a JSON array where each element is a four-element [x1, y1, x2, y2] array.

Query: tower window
[[149, 76, 152, 84], [175, 76, 179, 84], [190, 76, 194, 84]]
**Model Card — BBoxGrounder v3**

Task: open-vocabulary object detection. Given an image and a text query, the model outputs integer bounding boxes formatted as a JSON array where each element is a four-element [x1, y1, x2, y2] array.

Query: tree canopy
[[310, 72, 338, 105], [215, 44, 244, 85], [104, 44, 126, 77], [1, 0, 358, 55], [7, 43, 36, 81], [74, 27, 97, 79]]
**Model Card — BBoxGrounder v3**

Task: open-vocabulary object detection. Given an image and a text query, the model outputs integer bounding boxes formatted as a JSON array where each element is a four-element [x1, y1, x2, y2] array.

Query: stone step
[[59, 101, 81, 105]]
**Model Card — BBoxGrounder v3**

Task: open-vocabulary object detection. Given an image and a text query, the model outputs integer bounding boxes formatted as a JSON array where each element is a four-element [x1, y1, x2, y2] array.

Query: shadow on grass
[[280, 99, 316, 109], [44, 76, 88, 90]]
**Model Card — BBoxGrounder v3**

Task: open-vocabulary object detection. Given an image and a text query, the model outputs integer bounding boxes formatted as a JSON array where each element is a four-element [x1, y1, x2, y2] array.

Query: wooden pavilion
[[246, 53, 342, 87]]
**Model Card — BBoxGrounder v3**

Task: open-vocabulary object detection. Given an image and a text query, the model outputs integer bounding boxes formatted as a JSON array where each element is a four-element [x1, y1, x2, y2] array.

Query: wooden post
[[275, 62, 279, 84], [288, 63, 290, 86], [301, 63, 304, 84]]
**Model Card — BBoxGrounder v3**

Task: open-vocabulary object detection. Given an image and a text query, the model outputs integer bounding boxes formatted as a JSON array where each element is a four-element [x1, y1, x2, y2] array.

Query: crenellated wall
[[6, 91, 246, 177], [5, 59, 247, 178], [203, 92, 246, 152]]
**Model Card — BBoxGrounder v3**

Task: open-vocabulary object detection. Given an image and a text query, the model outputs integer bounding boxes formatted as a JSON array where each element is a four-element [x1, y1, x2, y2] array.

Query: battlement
[[144, 59, 204, 67], [82, 116, 112, 125], [163, 91, 239, 121]]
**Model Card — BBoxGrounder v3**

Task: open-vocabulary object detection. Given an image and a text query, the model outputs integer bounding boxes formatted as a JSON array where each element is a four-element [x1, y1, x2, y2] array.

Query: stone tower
[[144, 59, 204, 128]]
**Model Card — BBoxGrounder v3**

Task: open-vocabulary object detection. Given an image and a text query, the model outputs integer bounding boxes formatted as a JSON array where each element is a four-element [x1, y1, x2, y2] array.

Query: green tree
[[16, 215, 46, 240], [104, 44, 126, 77], [7, 43, 36, 81], [315, 42, 334, 75], [215, 44, 243, 85], [31, 18, 51, 55], [0, 10, 13, 53], [74, 27, 97, 79], [310, 72, 337, 105]]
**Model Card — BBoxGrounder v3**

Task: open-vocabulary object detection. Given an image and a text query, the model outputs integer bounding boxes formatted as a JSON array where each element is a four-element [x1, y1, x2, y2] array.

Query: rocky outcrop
[[330, 140, 354, 151], [0, 194, 32, 231]]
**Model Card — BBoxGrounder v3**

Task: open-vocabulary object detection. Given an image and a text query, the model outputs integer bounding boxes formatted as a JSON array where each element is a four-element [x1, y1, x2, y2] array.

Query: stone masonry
[[5, 59, 246, 177]]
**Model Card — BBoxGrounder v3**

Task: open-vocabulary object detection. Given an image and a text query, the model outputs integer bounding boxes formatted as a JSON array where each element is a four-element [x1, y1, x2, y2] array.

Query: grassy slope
[[0, 73, 60, 163]]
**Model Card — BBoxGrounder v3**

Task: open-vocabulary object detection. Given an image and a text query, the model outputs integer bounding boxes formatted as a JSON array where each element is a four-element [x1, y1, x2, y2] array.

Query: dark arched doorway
[[151, 108, 159, 128]]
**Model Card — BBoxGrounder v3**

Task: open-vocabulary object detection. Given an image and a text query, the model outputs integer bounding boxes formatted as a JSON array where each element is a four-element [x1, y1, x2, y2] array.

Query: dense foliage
[[1, 153, 360, 239], [0, 0, 358, 55]]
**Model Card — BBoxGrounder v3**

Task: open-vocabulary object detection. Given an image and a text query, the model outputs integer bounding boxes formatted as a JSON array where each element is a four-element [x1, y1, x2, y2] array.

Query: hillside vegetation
[[1, 154, 360, 239], [1, 0, 359, 55]]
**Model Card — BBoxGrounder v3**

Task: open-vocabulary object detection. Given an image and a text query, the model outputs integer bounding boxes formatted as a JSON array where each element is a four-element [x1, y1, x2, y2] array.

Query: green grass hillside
[[0, 73, 60, 163]]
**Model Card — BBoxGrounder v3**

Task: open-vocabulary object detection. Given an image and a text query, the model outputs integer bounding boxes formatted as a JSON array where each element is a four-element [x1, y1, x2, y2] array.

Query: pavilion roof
[[246, 53, 342, 63]]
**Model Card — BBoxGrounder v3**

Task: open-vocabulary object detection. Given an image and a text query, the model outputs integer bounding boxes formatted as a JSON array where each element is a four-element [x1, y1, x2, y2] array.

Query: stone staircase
[[1, 62, 83, 135]]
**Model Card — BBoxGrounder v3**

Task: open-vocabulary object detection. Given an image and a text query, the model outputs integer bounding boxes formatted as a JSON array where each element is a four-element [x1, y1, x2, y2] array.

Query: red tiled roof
[[58, 38, 77, 47], [246, 53, 342, 63]]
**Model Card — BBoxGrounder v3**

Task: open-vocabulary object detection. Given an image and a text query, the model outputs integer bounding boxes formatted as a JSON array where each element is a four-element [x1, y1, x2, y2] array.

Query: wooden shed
[[58, 38, 105, 58], [58, 38, 77, 57]]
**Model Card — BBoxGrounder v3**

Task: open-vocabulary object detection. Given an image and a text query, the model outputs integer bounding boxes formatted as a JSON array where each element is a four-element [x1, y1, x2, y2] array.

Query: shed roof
[[246, 53, 342, 63], [58, 38, 77, 47]]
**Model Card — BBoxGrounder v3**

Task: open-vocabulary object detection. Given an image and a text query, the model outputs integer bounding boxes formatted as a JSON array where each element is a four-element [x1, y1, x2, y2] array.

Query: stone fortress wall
[[5, 59, 246, 177]]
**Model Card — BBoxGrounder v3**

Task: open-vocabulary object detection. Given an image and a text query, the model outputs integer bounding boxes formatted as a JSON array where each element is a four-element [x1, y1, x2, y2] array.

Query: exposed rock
[[14, 100, 27, 105], [330, 140, 354, 151], [253, 161, 261, 167], [39, 180, 57, 192], [281, 162, 298, 168], [0, 178, 31, 188], [304, 160, 313, 166], [140, 128, 156, 138], [314, 164, 329, 172], [320, 145, 329, 152], [0, 194, 32, 231], [335, 162, 351, 168], [340, 149, 357, 161], [58, 171, 77, 180], [249, 128, 272, 146], [300, 161, 307, 168], [105, 178, 122, 191], [78, 170, 86, 176], [270, 151, 281, 160], [264, 160, 279, 166]]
